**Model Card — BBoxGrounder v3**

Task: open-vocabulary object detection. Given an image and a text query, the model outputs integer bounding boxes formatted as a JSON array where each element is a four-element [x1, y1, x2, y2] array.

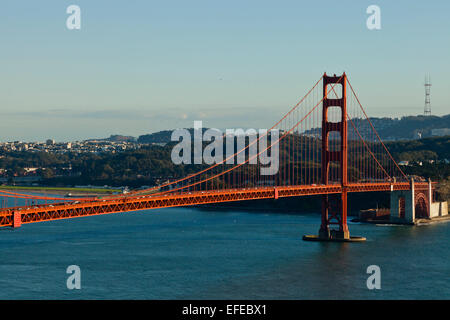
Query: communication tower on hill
[[424, 75, 432, 116]]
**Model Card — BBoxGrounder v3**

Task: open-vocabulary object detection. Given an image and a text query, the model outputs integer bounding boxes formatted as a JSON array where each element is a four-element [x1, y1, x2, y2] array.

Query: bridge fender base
[[302, 235, 366, 242], [318, 227, 330, 239]]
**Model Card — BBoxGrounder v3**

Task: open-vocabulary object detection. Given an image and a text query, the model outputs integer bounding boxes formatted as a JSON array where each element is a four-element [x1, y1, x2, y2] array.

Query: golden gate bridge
[[0, 73, 433, 241]]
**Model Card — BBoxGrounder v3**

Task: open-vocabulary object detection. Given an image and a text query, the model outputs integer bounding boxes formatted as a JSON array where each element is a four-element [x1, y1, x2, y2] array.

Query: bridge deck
[[0, 182, 428, 227]]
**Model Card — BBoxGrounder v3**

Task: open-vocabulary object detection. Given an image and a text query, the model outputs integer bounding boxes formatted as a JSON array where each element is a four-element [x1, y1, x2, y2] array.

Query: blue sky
[[0, 0, 449, 141]]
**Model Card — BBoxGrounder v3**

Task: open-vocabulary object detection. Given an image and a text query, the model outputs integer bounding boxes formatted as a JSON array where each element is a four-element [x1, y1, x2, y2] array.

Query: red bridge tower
[[319, 73, 350, 240]]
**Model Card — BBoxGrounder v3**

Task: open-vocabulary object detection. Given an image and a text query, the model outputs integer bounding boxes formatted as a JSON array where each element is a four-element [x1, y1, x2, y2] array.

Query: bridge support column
[[407, 179, 415, 223], [318, 192, 349, 240], [335, 189, 349, 239], [319, 195, 330, 239]]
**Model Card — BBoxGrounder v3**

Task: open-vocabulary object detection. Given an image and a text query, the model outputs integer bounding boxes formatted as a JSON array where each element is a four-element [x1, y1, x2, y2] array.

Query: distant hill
[[137, 128, 211, 144], [137, 130, 173, 144], [385, 135, 450, 161], [305, 114, 450, 141], [85, 135, 137, 143], [105, 135, 136, 142], [368, 114, 450, 140], [103, 114, 450, 144]]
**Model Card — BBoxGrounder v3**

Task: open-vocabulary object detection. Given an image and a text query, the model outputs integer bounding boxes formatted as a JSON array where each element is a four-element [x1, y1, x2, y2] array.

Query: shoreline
[[352, 215, 450, 226]]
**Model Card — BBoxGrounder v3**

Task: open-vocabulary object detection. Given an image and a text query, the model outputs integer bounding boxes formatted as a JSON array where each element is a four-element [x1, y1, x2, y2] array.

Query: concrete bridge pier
[[390, 179, 448, 224], [390, 179, 416, 224]]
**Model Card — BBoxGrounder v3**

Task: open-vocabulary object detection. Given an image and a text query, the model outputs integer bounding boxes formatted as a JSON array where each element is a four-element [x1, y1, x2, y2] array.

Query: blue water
[[0, 207, 449, 299]]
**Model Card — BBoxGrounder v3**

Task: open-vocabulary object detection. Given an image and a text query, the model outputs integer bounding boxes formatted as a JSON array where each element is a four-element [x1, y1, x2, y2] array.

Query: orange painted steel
[[0, 182, 429, 228]]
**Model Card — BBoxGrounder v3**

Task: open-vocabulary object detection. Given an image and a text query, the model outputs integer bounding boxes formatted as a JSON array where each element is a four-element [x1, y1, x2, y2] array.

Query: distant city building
[[46, 139, 55, 145]]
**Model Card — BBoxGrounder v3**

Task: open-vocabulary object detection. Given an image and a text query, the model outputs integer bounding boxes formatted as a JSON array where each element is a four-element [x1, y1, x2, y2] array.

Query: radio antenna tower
[[424, 75, 432, 116]]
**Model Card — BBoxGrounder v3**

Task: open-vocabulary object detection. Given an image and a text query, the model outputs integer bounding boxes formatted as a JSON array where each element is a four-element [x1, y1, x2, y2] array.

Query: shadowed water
[[0, 206, 449, 299]]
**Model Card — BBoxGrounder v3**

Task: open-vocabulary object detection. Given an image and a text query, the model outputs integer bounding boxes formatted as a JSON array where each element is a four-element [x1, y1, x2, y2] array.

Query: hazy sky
[[0, 0, 449, 142]]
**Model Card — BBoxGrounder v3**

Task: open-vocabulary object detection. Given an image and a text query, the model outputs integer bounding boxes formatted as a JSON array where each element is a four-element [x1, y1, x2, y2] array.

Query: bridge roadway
[[0, 182, 429, 228]]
